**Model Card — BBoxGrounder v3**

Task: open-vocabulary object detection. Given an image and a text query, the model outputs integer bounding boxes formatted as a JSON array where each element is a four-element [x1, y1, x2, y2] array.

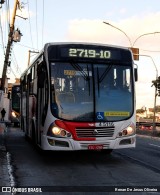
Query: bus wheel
[[101, 149, 113, 154]]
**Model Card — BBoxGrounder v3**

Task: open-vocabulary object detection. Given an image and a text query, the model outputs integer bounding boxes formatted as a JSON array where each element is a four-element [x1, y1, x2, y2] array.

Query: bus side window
[[37, 68, 45, 88], [32, 66, 35, 80], [29, 67, 35, 94], [27, 72, 32, 94], [22, 76, 27, 92]]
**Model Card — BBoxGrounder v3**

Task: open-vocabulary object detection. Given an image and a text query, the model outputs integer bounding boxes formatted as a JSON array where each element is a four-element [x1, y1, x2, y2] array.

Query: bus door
[[26, 73, 31, 136], [28, 69, 37, 142], [37, 64, 48, 145]]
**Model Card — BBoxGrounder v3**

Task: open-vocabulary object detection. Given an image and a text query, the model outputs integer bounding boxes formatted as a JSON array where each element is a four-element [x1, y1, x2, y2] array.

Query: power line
[[5, 0, 10, 32], [16, 42, 38, 50], [5, 47, 22, 79], [7, 53, 21, 79], [3, 0, 10, 45], [0, 13, 5, 55], [27, 0, 34, 49], [12, 50, 22, 75], [0, 0, 10, 50], [35, 0, 38, 49], [42, 0, 44, 47], [10, 67, 18, 78]]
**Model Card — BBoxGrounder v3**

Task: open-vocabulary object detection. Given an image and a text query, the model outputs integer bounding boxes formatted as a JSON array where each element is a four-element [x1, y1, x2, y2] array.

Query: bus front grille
[[76, 127, 115, 138]]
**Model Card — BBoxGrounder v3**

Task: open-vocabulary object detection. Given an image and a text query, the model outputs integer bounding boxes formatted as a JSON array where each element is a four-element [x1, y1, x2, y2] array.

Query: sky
[[0, 0, 160, 109]]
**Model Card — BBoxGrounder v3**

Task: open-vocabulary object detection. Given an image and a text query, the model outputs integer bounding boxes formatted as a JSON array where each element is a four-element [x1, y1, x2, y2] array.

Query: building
[[0, 78, 20, 122], [136, 107, 160, 122]]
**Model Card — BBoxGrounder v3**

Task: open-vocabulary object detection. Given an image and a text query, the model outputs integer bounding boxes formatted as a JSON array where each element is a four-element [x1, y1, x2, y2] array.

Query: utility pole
[[1, 0, 19, 91]]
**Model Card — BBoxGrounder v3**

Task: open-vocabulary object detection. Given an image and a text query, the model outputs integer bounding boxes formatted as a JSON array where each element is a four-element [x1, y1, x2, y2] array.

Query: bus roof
[[44, 42, 130, 52]]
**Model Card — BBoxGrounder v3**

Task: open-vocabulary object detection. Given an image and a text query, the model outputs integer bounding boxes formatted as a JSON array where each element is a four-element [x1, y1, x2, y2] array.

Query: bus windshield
[[50, 62, 133, 122]]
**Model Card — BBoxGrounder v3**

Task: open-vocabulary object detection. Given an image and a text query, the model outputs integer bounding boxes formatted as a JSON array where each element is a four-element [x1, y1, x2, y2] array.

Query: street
[[0, 126, 160, 194]]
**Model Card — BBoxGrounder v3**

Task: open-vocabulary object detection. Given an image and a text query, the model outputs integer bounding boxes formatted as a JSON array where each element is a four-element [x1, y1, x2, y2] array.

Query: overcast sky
[[0, 0, 160, 109]]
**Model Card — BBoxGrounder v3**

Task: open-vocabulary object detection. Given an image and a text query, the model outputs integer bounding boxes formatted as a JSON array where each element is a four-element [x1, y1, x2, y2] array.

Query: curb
[[0, 122, 11, 187]]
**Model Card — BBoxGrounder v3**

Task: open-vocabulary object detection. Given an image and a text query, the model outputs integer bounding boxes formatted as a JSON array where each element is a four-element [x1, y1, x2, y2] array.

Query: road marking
[[149, 143, 160, 148], [6, 152, 16, 186]]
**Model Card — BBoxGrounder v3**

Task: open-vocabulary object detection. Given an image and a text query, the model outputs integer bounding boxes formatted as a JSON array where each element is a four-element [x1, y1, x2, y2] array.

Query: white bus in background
[[20, 42, 137, 153], [10, 85, 20, 127], [0, 90, 4, 110]]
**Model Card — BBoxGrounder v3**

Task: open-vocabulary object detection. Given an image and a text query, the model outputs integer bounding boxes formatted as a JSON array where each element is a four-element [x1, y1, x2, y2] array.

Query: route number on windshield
[[69, 48, 111, 59]]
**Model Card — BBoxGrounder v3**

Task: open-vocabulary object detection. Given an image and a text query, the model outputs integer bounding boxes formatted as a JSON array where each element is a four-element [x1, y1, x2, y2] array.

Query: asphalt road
[[1, 127, 160, 195]]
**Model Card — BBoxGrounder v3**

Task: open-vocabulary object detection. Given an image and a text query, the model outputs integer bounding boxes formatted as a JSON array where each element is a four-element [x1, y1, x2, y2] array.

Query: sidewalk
[[0, 122, 10, 187]]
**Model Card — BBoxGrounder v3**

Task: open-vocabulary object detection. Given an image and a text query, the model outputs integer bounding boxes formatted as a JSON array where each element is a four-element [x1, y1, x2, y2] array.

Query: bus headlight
[[12, 111, 17, 118], [118, 124, 135, 137], [52, 127, 61, 135], [47, 124, 72, 138]]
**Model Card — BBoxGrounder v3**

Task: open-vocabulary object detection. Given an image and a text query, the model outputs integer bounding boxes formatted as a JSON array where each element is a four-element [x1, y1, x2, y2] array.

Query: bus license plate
[[88, 145, 103, 150]]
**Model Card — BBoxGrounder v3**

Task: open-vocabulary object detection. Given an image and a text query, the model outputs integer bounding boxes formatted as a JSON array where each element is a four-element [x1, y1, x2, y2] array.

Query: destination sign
[[68, 48, 111, 59], [47, 44, 132, 62], [60, 47, 117, 60]]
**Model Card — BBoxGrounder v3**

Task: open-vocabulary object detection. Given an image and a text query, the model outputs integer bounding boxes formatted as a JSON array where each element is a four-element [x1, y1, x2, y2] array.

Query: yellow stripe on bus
[[104, 111, 130, 116]]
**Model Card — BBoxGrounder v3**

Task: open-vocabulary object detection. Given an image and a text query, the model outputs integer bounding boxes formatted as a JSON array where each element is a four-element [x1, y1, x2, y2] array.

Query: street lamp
[[132, 32, 160, 47], [138, 54, 158, 78], [138, 54, 158, 135], [103, 21, 160, 47], [103, 22, 132, 47]]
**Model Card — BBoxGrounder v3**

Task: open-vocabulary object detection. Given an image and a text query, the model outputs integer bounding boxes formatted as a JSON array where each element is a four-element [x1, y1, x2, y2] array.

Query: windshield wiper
[[70, 62, 90, 81], [86, 64, 90, 96], [97, 67, 100, 97], [98, 65, 112, 83], [70, 62, 91, 96], [97, 65, 112, 96]]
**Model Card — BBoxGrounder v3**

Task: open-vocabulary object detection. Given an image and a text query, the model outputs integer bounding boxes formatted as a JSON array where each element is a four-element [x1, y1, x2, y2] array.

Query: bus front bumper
[[42, 135, 136, 151]]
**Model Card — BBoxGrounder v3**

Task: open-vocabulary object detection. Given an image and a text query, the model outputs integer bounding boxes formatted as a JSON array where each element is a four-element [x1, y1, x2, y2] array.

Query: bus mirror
[[38, 71, 45, 88], [134, 68, 138, 81]]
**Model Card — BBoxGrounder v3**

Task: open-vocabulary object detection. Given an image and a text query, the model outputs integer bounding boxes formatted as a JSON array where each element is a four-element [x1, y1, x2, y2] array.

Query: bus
[[10, 85, 20, 126], [20, 42, 137, 153]]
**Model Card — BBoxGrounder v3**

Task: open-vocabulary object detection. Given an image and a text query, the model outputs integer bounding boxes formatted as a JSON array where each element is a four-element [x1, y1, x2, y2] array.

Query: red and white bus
[[20, 42, 137, 153]]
